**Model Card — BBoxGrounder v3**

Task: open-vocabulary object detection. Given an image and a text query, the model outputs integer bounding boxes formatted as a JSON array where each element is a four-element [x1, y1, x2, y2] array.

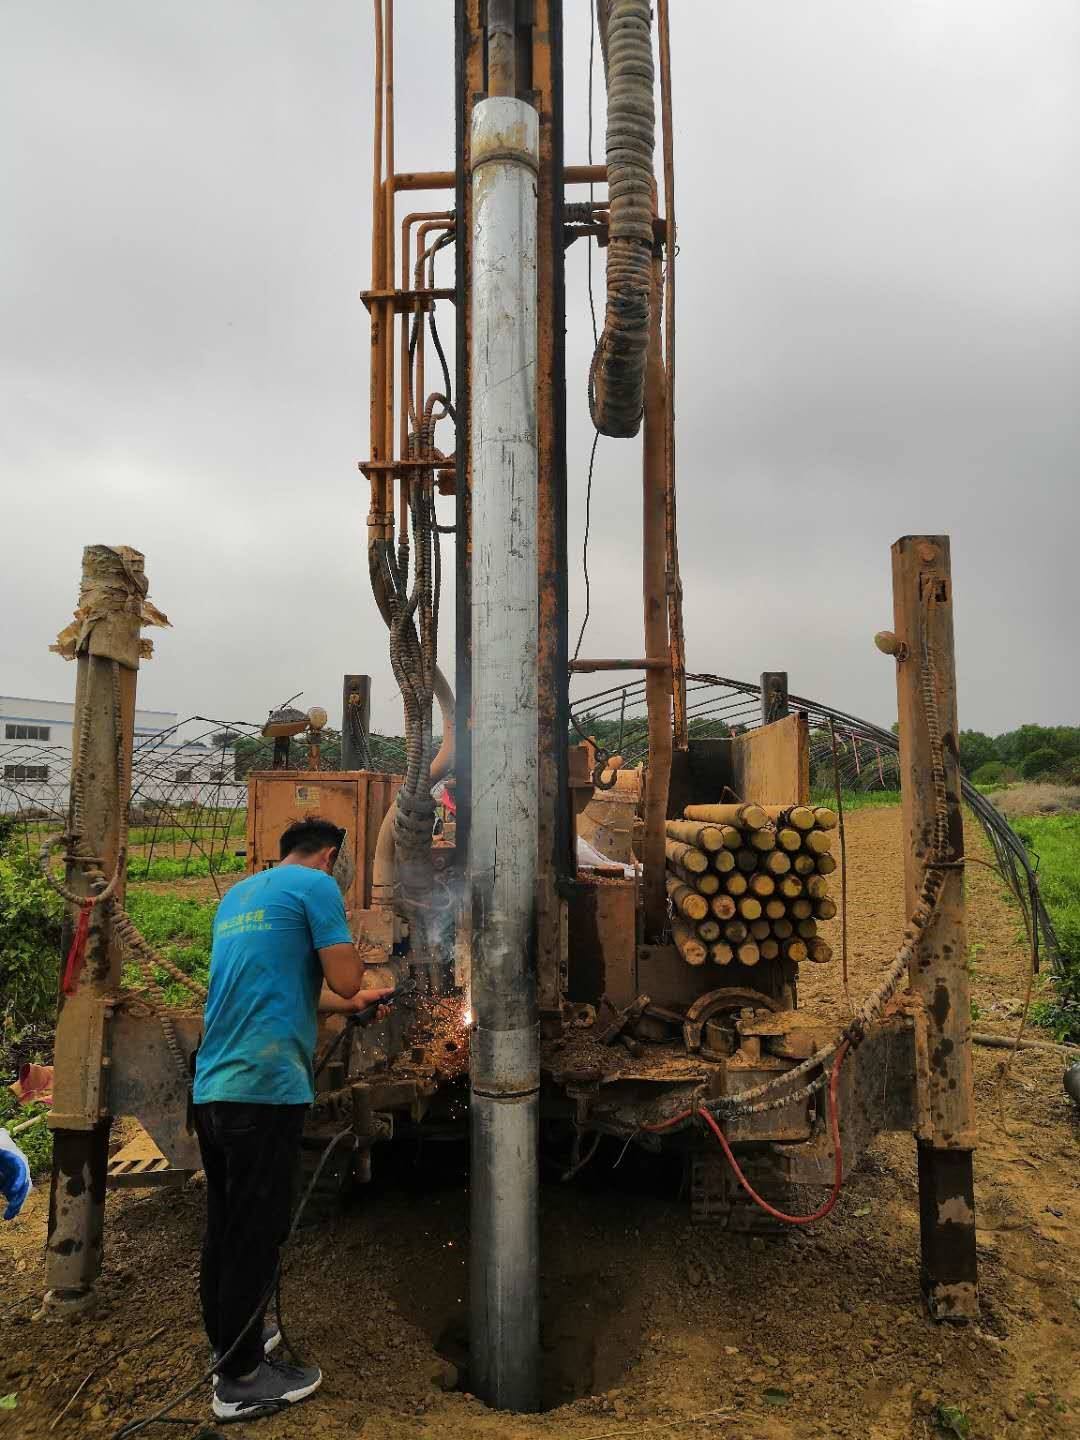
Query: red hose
[[697, 1040, 850, 1226], [641, 1109, 693, 1133], [61, 899, 94, 997]]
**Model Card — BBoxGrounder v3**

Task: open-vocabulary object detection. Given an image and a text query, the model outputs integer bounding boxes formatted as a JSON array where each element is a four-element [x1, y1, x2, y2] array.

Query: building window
[[174, 769, 193, 784], [4, 764, 49, 782], [4, 724, 50, 741], [208, 768, 228, 782]]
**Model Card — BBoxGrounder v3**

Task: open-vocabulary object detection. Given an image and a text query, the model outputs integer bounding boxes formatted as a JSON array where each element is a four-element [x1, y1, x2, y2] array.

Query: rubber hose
[[590, 0, 655, 439]]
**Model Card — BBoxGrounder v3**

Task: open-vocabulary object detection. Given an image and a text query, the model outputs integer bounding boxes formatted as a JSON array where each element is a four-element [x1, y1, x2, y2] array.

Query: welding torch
[[313, 979, 417, 1080]]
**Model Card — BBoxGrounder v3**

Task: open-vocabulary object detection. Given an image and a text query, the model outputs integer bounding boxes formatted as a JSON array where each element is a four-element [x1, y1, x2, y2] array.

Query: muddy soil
[[2, 807, 1078, 1439]]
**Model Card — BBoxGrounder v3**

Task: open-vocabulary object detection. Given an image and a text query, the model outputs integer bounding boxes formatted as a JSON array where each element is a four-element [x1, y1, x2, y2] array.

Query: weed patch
[[123, 890, 218, 1004], [1011, 813, 1080, 1040]]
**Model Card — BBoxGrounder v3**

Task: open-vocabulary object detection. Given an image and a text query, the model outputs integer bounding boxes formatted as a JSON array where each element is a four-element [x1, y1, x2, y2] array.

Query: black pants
[[193, 1102, 307, 1379]]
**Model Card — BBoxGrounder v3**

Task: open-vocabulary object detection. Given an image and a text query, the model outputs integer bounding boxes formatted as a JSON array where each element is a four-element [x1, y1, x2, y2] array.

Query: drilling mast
[[361, 0, 682, 1409]]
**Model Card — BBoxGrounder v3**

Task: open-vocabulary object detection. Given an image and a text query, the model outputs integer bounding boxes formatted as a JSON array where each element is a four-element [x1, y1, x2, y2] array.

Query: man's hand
[[350, 987, 396, 1024], [318, 984, 396, 1018]]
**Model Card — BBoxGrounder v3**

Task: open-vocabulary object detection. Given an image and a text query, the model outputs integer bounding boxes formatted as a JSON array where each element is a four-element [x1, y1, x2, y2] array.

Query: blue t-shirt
[[193, 865, 352, 1106]]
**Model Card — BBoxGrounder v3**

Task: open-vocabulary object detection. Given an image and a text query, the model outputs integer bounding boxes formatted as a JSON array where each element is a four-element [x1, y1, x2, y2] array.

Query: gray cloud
[[3, 1, 1077, 738]]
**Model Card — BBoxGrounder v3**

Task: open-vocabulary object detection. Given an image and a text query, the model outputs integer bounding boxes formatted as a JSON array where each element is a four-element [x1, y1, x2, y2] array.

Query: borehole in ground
[[352, 1129, 684, 1409]]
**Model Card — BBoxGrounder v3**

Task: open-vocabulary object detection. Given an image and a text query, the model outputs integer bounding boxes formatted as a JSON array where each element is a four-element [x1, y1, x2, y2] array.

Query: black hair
[[279, 817, 346, 860]]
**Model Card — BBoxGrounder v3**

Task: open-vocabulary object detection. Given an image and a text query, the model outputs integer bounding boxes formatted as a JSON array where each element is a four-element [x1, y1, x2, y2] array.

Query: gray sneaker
[[212, 1357, 322, 1422], [211, 1320, 281, 1379]]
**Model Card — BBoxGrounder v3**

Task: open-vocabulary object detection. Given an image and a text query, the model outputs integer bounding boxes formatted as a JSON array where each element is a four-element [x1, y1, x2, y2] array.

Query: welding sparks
[[463, 1008, 473, 1027]]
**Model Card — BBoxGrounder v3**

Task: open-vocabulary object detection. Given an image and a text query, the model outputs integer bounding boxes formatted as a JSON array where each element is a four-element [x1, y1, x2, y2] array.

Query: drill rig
[[40, 1, 981, 1419], [346, 0, 978, 1412]]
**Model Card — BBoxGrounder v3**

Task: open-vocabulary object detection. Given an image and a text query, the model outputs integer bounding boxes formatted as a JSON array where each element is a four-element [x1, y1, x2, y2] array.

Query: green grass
[[1010, 813, 1080, 1040], [127, 824, 246, 848], [127, 852, 246, 883], [124, 890, 219, 1004], [810, 788, 902, 812]]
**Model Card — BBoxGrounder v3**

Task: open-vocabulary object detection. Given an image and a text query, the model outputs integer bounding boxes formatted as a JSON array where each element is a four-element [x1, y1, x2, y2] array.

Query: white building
[[0, 695, 235, 816]]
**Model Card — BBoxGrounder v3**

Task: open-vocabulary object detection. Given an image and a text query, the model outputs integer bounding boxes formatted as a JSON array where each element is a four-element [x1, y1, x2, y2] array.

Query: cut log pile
[[665, 802, 837, 969]]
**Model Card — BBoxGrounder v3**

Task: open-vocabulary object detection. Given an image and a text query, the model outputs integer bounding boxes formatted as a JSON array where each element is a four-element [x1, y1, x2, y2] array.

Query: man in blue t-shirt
[[193, 816, 391, 1423]]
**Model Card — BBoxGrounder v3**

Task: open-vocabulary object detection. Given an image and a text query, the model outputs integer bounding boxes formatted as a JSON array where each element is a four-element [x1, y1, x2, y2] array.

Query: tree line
[[212, 720, 1078, 788], [958, 725, 1080, 784]]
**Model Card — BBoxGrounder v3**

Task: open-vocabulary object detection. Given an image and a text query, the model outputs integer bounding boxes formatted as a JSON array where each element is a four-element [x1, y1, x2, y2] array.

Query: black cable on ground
[[112, 1129, 358, 1440]]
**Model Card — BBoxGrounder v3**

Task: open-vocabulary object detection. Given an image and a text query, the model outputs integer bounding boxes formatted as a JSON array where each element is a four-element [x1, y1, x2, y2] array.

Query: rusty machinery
[[350, 0, 978, 1411], [39, 0, 979, 1419]]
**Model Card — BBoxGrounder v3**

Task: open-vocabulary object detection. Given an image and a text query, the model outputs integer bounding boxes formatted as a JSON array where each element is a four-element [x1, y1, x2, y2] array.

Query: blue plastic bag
[[0, 1128, 32, 1220]]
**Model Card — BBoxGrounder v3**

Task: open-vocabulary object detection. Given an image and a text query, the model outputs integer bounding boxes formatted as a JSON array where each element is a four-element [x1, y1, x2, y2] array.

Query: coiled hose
[[589, 0, 655, 438]]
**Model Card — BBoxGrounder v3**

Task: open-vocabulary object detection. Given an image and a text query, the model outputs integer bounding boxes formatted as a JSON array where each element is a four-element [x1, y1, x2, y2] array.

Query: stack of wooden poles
[[665, 802, 838, 969]]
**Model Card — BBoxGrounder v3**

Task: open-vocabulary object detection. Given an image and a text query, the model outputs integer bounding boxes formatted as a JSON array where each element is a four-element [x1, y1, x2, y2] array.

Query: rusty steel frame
[[657, 0, 687, 750], [358, 1, 682, 1021], [892, 535, 979, 1319], [45, 548, 143, 1303], [641, 248, 673, 941]]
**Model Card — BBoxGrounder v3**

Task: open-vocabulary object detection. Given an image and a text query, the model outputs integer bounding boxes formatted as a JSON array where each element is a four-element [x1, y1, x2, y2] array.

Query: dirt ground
[[2, 806, 1078, 1439]]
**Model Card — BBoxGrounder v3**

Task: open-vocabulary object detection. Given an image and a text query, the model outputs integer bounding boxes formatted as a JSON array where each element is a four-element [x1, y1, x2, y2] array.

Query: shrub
[[0, 846, 62, 1028], [1013, 813, 1080, 1040], [972, 761, 1007, 787], [1021, 747, 1061, 780], [0, 1087, 51, 1177]]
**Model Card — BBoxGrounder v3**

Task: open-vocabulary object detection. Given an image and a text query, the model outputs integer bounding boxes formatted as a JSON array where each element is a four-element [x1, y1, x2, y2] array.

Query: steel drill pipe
[[669, 862, 719, 894], [666, 876, 707, 922], [665, 837, 707, 874], [672, 918, 707, 966], [487, 0, 516, 98], [468, 94, 541, 1414], [665, 819, 728, 852], [764, 850, 792, 876], [761, 804, 815, 831], [683, 802, 768, 830]]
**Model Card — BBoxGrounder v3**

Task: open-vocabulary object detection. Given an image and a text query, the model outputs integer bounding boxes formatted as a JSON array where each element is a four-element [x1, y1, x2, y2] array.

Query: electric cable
[[111, 1129, 357, 1440], [572, 0, 602, 669], [572, 430, 601, 664]]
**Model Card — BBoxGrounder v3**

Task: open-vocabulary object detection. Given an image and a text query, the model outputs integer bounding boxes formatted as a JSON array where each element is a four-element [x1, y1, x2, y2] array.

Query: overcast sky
[[2, 1, 1077, 738]]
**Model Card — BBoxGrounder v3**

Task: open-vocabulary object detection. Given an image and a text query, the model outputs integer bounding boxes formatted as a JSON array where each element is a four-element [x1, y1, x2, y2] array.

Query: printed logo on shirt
[[216, 908, 272, 936]]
